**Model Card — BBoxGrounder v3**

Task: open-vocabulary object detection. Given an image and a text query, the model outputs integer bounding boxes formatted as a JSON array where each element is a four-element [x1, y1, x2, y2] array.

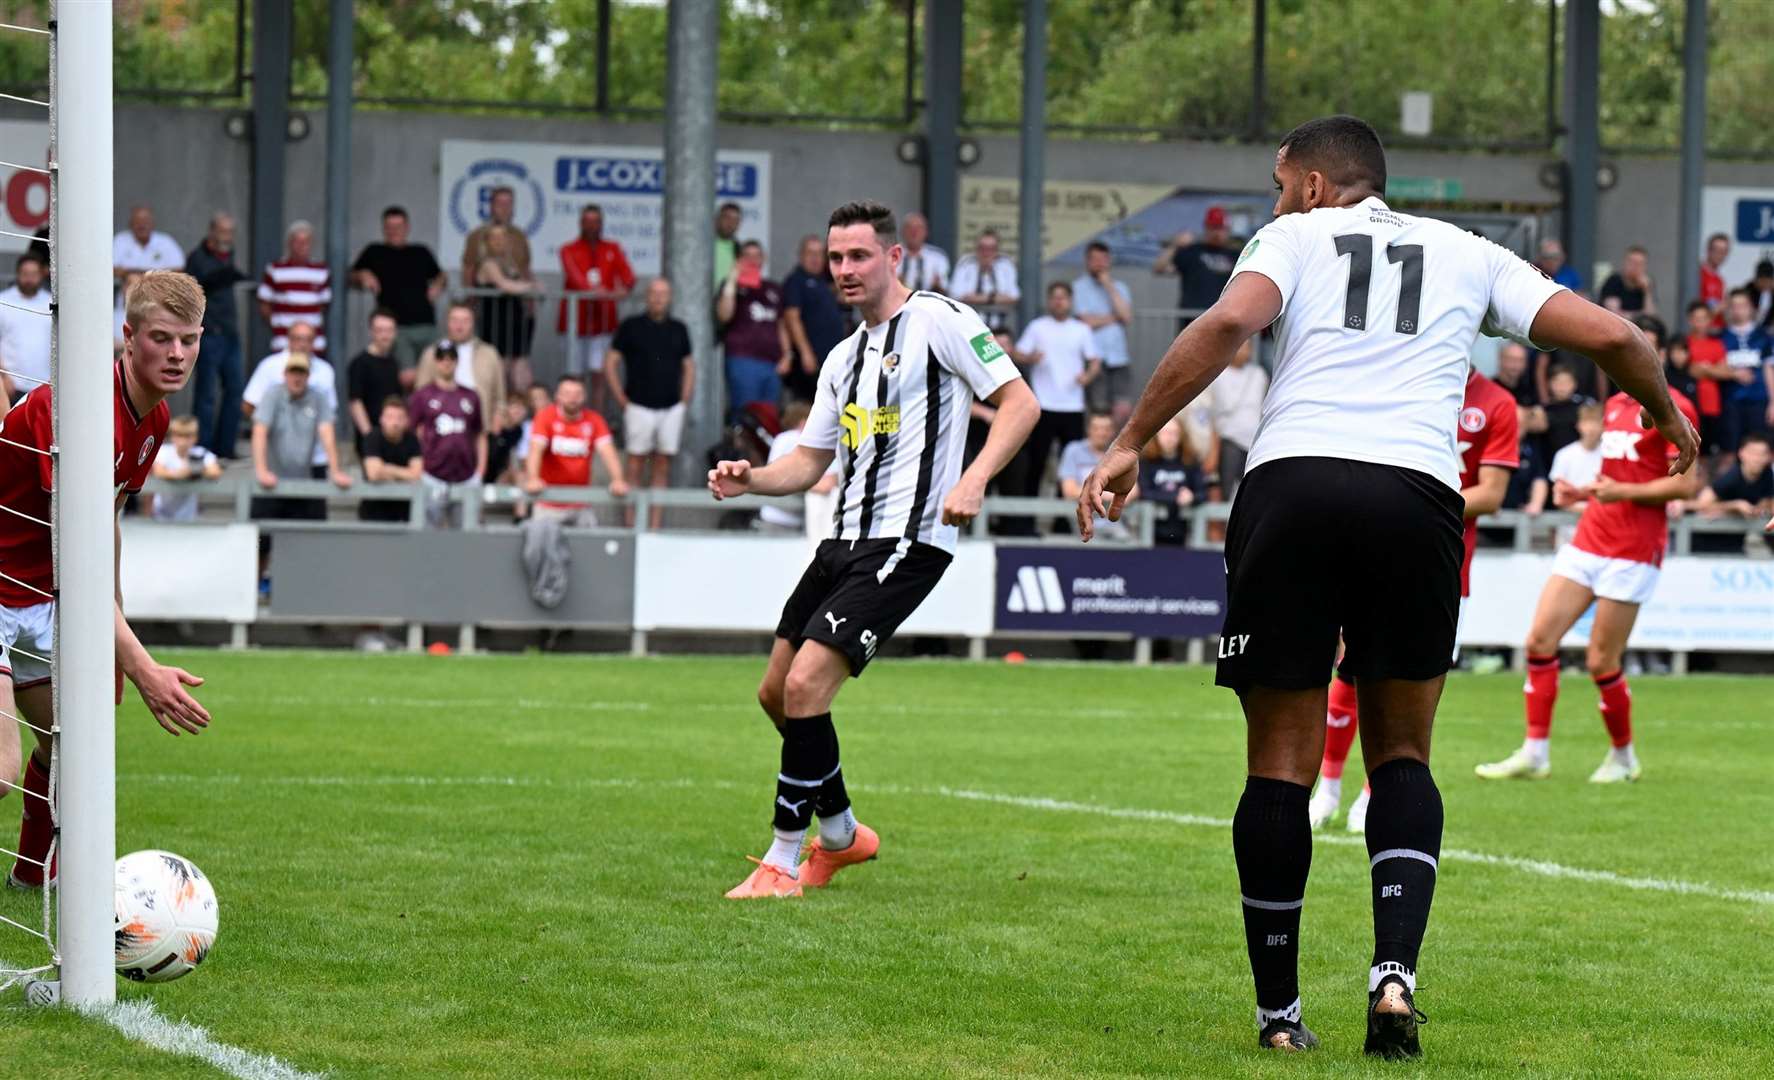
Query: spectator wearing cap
[[415, 302, 509, 436], [250, 349, 351, 523], [897, 212, 950, 294], [184, 212, 250, 456], [257, 220, 332, 355], [350, 205, 447, 370], [1534, 237, 1583, 292], [1154, 206, 1238, 327], [409, 343, 487, 528], [460, 185, 533, 288], [241, 320, 341, 479], [1071, 241, 1134, 424], [557, 203, 636, 415], [950, 230, 1020, 332], [0, 253, 51, 403]]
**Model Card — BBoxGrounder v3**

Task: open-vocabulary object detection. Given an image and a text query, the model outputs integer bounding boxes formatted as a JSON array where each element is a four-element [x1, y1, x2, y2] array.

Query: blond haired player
[[0, 270, 213, 888]]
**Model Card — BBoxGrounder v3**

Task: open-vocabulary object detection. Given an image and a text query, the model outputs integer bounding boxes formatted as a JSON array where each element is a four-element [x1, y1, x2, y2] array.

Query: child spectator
[[1138, 416, 1205, 546], [1713, 289, 1773, 456], [150, 415, 222, 522], [755, 400, 840, 534], [1547, 402, 1606, 513], [1683, 300, 1728, 454], [1692, 432, 1773, 553], [1537, 365, 1592, 461]]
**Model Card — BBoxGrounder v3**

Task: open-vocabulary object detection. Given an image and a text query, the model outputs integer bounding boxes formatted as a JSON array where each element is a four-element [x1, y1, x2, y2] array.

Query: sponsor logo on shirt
[[1235, 238, 1260, 266], [549, 435, 591, 458], [1600, 429, 1643, 462], [839, 403, 899, 449], [969, 331, 1008, 367]]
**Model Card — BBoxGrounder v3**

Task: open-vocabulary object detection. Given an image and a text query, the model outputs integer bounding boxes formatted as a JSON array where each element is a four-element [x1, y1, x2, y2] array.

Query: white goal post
[[50, 0, 116, 1008]]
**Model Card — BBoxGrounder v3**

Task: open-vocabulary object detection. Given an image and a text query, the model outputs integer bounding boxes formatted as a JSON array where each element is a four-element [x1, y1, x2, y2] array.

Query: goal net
[[0, 2, 115, 1008]]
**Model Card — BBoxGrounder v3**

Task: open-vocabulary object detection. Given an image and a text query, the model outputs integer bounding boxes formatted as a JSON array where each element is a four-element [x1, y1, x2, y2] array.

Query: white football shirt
[[1230, 196, 1565, 489], [801, 291, 1021, 553]]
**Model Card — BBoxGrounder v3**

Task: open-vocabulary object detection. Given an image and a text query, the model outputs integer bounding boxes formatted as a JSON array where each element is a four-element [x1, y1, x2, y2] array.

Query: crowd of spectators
[[47, 192, 1767, 554]]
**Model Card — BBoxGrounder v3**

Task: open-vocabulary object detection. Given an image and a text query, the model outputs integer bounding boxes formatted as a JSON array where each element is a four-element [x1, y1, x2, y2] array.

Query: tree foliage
[[0, 0, 1765, 156]]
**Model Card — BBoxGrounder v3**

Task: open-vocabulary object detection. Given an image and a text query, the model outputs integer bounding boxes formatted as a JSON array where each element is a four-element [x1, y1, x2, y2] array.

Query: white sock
[[763, 828, 803, 875], [1347, 786, 1370, 812], [818, 806, 857, 851], [1610, 742, 1637, 769], [1314, 777, 1342, 805], [1523, 737, 1550, 765]]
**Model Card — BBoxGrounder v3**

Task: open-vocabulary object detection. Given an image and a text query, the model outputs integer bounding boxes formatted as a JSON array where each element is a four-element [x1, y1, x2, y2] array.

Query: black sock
[[1232, 776, 1312, 1024], [1365, 757, 1442, 991], [774, 713, 838, 832]]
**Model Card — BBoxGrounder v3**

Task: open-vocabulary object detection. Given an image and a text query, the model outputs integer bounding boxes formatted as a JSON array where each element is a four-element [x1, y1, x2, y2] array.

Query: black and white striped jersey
[[800, 291, 1021, 552]]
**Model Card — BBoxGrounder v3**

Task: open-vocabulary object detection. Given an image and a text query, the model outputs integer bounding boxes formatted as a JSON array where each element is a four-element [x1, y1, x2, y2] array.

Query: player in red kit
[[1476, 387, 1700, 784], [0, 270, 213, 887], [1309, 366, 1520, 831]]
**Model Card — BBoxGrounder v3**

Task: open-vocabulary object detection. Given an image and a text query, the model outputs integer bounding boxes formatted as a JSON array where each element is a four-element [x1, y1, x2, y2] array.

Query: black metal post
[[596, 0, 611, 115], [923, 0, 962, 253], [1677, 0, 1708, 312], [249, 0, 293, 363], [1250, 0, 1267, 140], [1564, 0, 1600, 292], [1016, 0, 1047, 329]]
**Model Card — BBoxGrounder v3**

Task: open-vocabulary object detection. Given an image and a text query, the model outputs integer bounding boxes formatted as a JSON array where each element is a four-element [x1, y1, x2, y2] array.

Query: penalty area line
[[875, 784, 1774, 908], [85, 999, 325, 1080]]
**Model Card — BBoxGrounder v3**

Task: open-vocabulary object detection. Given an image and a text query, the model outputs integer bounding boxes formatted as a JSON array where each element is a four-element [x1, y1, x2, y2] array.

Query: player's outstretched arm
[[708, 444, 835, 500], [113, 519, 209, 735], [1528, 292, 1699, 475], [1077, 273, 1280, 540], [943, 378, 1039, 527]]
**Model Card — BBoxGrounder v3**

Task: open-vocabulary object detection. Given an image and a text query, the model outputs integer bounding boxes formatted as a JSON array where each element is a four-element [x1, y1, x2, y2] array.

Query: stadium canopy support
[[923, 0, 963, 257], [249, 0, 293, 364], [1676, 0, 1707, 312], [663, 0, 719, 484], [1562, 0, 1600, 288], [324, 0, 354, 362], [1016, 0, 1046, 330]]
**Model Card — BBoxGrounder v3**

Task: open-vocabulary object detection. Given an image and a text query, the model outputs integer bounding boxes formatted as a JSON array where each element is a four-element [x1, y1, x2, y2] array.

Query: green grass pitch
[[2, 650, 1770, 1077]]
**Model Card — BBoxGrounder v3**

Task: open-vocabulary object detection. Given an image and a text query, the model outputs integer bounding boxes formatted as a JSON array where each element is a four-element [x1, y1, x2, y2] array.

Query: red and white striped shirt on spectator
[[258, 258, 332, 355]]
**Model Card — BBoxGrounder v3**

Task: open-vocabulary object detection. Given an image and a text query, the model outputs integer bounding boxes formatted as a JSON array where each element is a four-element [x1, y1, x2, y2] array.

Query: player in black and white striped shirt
[[708, 200, 1039, 899]]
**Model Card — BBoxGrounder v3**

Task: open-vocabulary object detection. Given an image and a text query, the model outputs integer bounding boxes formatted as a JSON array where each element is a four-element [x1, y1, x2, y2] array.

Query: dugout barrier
[[128, 477, 1772, 665]]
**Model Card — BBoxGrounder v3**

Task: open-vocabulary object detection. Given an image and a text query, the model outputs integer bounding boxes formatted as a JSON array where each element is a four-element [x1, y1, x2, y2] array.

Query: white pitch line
[[887, 784, 1774, 907], [121, 772, 1774, 906], [86, 999, 324, 1080]]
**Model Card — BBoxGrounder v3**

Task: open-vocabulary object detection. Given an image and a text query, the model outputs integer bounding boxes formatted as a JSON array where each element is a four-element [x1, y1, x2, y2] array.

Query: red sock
[[1321, 675, 1360, 779], [1594, 670, 1632, 748], [13, 752, 53, 885], [1524, 654, 1559, 740]]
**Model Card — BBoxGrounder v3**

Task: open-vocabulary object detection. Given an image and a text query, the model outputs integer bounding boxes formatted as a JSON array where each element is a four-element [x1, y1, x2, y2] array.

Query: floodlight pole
[[1016, 0, 1047, 330], [663, 0, 719, 485], [52, 0, 118, 1009], [1676, 0, 1707, 313], [1563, 0, 1600, 289]]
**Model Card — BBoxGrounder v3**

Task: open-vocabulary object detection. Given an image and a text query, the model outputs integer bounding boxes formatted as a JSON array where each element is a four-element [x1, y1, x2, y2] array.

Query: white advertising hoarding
[[1464, 552, 1774, 651], [437, 140, 771, 278], [1700, 186, 1774, 288], [0, 119, 50, 254], [120, 522, 260, 623]]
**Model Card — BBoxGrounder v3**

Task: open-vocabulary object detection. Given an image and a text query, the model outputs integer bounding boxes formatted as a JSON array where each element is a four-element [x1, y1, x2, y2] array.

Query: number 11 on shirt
[[1334, 234, 1423, 335]]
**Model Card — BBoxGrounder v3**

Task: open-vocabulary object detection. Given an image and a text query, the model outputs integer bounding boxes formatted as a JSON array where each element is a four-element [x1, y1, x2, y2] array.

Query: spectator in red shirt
[[257, 220, 332, 355], [1684, 298, 1729, 453], [557, 204, 635, 414], [1699, 232, 1730, 324], [522, 374, 627, 527]]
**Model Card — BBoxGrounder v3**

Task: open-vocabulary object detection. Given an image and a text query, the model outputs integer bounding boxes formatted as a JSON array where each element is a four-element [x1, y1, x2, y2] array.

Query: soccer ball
[[113, 850, 218, 983]]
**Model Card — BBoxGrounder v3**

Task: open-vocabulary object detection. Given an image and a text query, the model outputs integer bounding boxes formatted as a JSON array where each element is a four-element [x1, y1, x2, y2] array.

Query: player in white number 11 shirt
[[708, 201, 1038, 900], [1075, 116, 1697, 1058]]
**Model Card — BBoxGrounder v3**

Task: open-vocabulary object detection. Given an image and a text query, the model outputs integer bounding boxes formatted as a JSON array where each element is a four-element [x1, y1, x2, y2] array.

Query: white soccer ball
[[113, 849, 218, 983]]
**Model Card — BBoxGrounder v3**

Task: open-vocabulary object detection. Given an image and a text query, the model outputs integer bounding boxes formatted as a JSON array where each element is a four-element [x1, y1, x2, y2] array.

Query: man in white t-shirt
[[755, 400, 840, 533], [240, 320, 339, 472], [112, 205, 184, 322], [1206, 340, 1269, 499], [1072, 115, 1696, 1058], [1011, 281, 1101, 508], [0, 253, 51, 401], [1072, 242, 1135, 424]]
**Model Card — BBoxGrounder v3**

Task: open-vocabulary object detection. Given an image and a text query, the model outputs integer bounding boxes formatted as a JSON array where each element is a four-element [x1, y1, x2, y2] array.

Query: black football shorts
[[776, 538, 953, 676], [1214, 456, 1463, 693]]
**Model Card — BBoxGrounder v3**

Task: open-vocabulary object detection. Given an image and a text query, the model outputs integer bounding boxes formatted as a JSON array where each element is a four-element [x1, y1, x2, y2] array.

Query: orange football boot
[[799, 823, 879, 888], [724, 857, 803, 899]]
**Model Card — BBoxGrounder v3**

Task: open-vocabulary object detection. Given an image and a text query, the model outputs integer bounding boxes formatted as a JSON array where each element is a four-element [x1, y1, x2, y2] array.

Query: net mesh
[[0, 13, 60, 998]]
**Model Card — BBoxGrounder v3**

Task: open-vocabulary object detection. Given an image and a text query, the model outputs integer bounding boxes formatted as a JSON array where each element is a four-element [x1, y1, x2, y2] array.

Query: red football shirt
[[1570, 389, 1699, 568], [0, 364, 168, 604], [1455, 370, 1521, 596], [557, 238, 636, 338], [1686, 334, 1725, 417], [531, 404, 611, 508]]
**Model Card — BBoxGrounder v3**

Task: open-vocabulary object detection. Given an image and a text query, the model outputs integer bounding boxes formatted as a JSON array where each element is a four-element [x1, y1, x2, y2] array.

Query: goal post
[[50, 0, 117, 1009]]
